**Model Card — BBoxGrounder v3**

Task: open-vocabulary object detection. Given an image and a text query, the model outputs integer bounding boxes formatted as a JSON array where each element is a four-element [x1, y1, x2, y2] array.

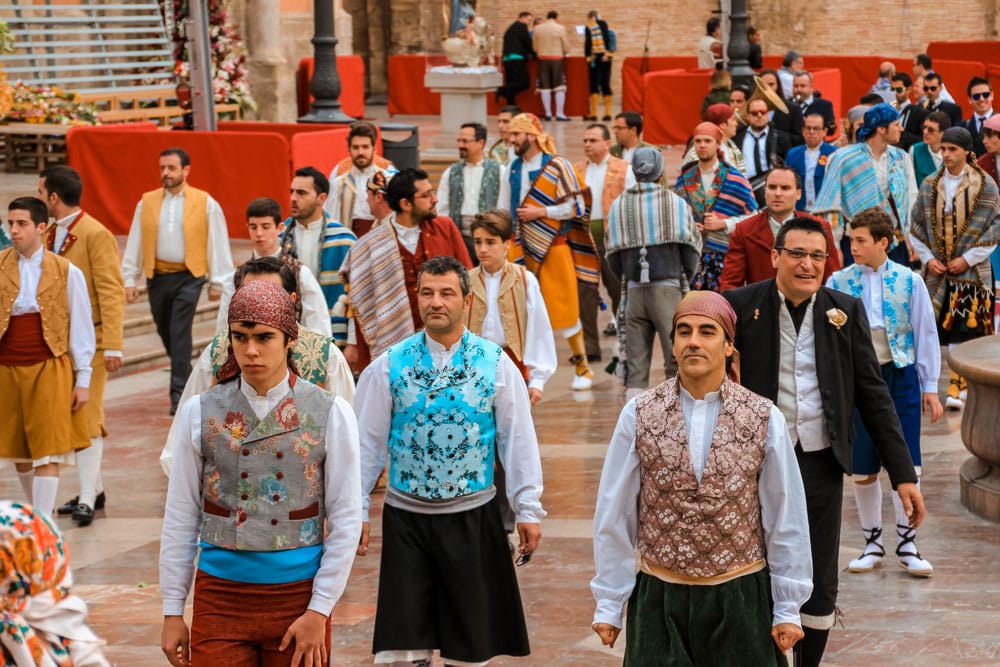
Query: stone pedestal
[[949, 336, 1000, 522], [424, 66, 502, 134]]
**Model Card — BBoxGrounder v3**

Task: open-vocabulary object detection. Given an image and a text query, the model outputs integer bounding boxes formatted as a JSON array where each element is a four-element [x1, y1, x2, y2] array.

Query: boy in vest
[[466, 209, 556, 406], [592, 291, 811, 664], [159, 280, 361, 667], [0, 196, 95, 516], [827, 207, 942, 577]]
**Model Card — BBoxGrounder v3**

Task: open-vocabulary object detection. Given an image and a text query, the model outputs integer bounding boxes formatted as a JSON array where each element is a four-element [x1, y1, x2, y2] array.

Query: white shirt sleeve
[[545, 197, 582, 221], [159, 397, 205, 616], [160, 345, 215, 476], [437, 166, 452, 219], [909, 273, 941, 393], [355, 353, 392, 522], [324, 343, 356, 405], [494, 353, 545, 523], [962, 245, 998, 267], [206, 196, 234, 291], [522, 271, 557, 391], [907, 233, 936, 265], [904, 157, 919, 217], [758, 406, 814, 628], [214, 279, 234, 333], [296, 265, 333, 338], [308, 396, 363, 616], [591, 399, 640, 629], [625, 165, 638, 189], [121, 201, 144, 288], [497, 165, 512, 211], [67, 263, 95, 388]]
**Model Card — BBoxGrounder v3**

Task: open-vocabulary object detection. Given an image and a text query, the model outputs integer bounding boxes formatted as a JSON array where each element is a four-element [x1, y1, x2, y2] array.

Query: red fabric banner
[[295, 55, 366, 119]]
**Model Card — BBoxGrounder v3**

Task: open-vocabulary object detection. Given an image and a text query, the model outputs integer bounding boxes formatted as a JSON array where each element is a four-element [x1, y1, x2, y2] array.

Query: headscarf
[[693, 121, 723, 144], [941, 126, 974, 152], [0, 501, 108, 666], [856, 103, 899, 140], [366, 170, 390, 194], [216, 280, 299, 383], [702, 103, 735, 125], [672, 290, 739, 381], [847, 104, 870, 127], [983, 115, 1000, 133], [631, 147, 665, 183], [508, 113, 557, 154]]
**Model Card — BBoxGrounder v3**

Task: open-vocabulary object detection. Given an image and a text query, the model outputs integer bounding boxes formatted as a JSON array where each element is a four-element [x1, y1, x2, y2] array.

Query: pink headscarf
[[672, 290, 740, 381], [216, 280, 299, 383]]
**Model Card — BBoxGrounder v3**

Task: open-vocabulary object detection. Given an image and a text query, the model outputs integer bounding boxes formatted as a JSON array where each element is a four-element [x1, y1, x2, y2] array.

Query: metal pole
[[299, 0, 353, 123], [186, 0, 216, 130], [726, 0, 754, 90]]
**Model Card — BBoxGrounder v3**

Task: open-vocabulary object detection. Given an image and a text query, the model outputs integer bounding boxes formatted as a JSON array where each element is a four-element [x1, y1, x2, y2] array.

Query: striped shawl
[[812, 142, 912, 234], [675, 161, 756, 253]]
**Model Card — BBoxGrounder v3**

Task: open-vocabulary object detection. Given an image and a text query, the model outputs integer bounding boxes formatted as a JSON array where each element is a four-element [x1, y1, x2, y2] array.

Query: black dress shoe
[[57, 491, 106, 515], [72, 503, 95, 526], [587, 354, 602, 362], [555, 116, 571, 121], [602, 322, 618, 337], [541, 115, 552, 121], [602, 115, 612, 121]]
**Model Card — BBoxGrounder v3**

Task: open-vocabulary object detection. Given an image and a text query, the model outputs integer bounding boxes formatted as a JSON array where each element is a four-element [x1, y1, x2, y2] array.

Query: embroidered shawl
[[675, 161, 757, 253]]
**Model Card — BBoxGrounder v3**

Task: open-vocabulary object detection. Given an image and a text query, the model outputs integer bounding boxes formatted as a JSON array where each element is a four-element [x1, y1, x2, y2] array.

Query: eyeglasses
[[612, 125, 628, 131], [748, 109, 769, 116], [923, 85, 939, 92], [776, 246, 828, 262], [972, 91, 992, 101], [412, 190, 435, 199], [893, 87, 906, 93], [803, 126, 824, 132]]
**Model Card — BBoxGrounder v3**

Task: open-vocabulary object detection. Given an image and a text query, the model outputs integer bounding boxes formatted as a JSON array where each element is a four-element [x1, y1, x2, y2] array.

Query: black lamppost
[[726, 0, 754, 90], [299, 0, 353, 123]]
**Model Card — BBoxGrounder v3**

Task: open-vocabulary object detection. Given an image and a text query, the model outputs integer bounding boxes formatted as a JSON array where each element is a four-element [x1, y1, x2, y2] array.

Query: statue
[[441, 14, 493, 68]]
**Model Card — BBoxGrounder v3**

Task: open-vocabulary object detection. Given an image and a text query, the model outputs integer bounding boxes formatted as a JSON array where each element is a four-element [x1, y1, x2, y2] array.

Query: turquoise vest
[[448, 158, 501, 218], [911, 142, 939, 188], [828, 260, 915, 368], [387, 330, 502, 500]]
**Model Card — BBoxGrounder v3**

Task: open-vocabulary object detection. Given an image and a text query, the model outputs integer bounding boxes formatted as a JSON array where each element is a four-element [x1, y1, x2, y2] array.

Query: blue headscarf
[[857, 103, 899, 141]]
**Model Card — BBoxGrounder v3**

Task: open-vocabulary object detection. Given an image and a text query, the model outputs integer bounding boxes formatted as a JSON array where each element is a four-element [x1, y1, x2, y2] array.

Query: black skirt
[[372, 497, 530, 663]]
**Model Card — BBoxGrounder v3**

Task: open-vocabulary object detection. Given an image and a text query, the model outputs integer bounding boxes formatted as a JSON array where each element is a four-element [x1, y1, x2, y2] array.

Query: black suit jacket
[[771, 104, 804, 149], [799, 97, 836, 138], [897, 102, 927, 152], [962, 115, 992, 158], [735, 125, 791, 206], [723, 280, 918, 486], [924, 99, 963, 128], [502, 21, 534, 58]]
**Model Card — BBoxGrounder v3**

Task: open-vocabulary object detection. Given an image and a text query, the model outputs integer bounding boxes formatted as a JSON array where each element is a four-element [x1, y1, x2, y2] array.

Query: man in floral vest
[[592, 290, 811, 664], [159, 279, 361, 667]]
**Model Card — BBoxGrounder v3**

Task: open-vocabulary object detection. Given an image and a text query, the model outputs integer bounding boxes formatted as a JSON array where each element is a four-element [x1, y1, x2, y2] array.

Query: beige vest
[[140, 185, 210, 278], [466, 262, 529, 361], [0, 248, 71, 357], [333, 155, 393, 228], [634, 377, 769, 578]]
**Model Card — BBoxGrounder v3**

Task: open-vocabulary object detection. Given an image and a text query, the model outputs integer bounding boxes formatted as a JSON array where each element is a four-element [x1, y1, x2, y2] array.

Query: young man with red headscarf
[[159, 280, 362, 667], [592, 290, 811, 664]]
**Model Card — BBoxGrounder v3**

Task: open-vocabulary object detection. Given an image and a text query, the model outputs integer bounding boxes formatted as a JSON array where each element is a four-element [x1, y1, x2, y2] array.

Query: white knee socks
[[77, 436, 104, 508], [32, 476, 59, 516], [853, 479, 883, 529], [540, 91, 553, 117], [555, 89, 566, 117]]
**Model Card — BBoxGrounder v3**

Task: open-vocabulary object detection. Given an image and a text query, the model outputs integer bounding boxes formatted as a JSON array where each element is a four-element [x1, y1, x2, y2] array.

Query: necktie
[[977, 117, 985, 134], [752, 133, 764, 177]]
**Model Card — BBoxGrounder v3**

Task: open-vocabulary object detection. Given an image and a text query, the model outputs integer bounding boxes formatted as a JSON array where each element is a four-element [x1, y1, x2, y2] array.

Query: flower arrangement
[[3, 83, 99, 125], [1, 19, 15, 118], [159, 0, 256, 112]]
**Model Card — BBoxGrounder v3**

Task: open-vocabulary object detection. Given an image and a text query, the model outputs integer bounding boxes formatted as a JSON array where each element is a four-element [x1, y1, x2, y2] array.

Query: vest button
[[276, 451, 284, 459], [271, 519, 278, 525], [239, 511, 247, 521], [241, 493, 248, 500], [242, 448, 250, 456], [241, 471, 249, 478], [273, 494, 280, 501], [276, 472, 284, 479]]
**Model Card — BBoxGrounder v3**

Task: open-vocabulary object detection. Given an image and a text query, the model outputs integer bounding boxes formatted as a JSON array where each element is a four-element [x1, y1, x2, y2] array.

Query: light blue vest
[[828, 260, 915, 368], [387, 330, 502, 500]]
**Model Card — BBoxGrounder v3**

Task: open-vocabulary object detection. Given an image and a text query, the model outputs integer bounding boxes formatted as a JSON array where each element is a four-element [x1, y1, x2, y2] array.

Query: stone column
[[335, 0, 353, 55], [246, 0, 289, 121]]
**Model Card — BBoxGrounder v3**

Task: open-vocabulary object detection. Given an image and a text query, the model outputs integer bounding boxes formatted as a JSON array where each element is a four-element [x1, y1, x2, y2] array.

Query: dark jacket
[[962, 113, 994, 158], [771, 104, 804, 149], [897, 102, 927, 152], [923, 99, 963, 128], [723, 280, 918, 486], [584, 19, 611, 59], [502, 20, 534, 59], [799, 96, 837, 138]]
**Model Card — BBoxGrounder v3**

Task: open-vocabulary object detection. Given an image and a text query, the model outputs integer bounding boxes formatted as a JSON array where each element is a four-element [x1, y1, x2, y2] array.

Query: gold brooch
[[826, 308, 848, 330], [230, 425, 245, 439], [753, 308, 760, 321]]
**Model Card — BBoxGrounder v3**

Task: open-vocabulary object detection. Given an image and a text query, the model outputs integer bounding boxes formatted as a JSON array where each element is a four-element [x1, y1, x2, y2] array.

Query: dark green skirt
[[623, 569, 787, 667]]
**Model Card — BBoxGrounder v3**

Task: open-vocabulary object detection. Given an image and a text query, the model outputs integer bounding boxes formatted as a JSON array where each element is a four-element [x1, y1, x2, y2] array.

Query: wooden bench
[[79, 87, 242, 127], [0, 123, 69, 173]]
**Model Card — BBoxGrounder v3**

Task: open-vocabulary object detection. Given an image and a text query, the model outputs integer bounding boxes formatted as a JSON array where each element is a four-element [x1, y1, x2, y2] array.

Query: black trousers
[[147, 270, 205, 407], [588, 56, 612, 95], [795, 445, 843, 626], [498, 59, 530, 105]]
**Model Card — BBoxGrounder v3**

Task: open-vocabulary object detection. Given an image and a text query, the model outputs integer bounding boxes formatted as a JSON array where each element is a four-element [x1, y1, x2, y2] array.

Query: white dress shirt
[[12, 247, 95, 388], [804, 146, 820, 208], [497, 152, 584, 221], [214, 249, 332, 338], [437, 159, 486, 219], [159, 372, 362, 617], [289, 217, 324, 279], [584, 155, 637, 221], [591, 391, 812, 629], [742, 128, 769, 179], [349, 165, 379, 220], [825, 261, 940, 393], [776, 292, 827, 451], [355, 332, 545, 524], [121, 190, 233, 291], [390, 217, 421, 255], [479, 266, 557, 391]]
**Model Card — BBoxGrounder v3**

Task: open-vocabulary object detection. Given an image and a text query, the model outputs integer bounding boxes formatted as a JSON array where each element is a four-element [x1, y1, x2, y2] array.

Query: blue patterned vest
[[828, 260, 915, 368], [387, 331, 502, 500], [199, 377, 332, 550]]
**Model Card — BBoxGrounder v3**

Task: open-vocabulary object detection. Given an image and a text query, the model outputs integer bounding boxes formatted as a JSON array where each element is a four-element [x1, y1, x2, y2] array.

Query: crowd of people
[[0, 19, 997, 665]]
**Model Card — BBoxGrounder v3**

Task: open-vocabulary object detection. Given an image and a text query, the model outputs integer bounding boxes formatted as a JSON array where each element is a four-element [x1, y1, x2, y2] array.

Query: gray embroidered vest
[[199, 378, 333, 551], [448, 158, 501, 217], [634, 377, 770, 577]]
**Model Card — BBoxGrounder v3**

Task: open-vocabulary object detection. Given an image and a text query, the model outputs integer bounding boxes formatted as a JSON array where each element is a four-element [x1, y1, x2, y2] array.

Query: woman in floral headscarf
[[0, 501, 108, 666]]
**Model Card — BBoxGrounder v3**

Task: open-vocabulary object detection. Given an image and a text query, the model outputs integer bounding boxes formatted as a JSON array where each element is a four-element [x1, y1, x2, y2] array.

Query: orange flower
[[818, 154, 828, 166]]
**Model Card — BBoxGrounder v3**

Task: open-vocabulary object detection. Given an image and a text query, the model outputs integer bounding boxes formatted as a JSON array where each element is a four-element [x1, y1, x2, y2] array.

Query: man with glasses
[[921, 72, 962, 127], [340, 168, 471, 372], [813, 103, 919, 265], [610, 111, 654, 163], [910, 111, 951, 186], [736, 97, 792, 204], [724, 216, 925, 667], [962, 77, 995, 157], [437, 122, 502, 262], [785, 113, 838, 211], [891, 72, 927, 151]]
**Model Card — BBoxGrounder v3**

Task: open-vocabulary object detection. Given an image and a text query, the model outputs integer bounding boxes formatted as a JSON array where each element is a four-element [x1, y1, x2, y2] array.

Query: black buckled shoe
[[57, 491, 106, 516], [72, 503, 95, 526]]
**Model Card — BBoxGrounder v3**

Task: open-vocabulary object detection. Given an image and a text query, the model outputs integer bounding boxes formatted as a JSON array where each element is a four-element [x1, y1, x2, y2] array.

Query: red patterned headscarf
[[672, 290, 740, 381], [216, 280, 299, 383]]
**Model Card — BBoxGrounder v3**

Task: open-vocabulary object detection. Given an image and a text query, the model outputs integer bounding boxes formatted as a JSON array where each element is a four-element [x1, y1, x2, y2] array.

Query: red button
[[241, 493, 248, 500], [273, 494, 280, 501], [241, 472, 249, 479], [242, 449, 249, 456], [276, 452, 283, 459], [276, 472, 284, 479], [239, 512, 247, 521], [271, 519, 278, 525]]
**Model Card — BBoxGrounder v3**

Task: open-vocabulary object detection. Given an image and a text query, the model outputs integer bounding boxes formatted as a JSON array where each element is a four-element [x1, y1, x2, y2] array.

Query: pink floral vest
[[634, 377, 771, 578]]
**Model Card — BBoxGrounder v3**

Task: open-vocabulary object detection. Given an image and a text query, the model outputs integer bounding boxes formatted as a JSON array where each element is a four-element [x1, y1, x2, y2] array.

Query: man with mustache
[[121, 147, 234, 415]]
